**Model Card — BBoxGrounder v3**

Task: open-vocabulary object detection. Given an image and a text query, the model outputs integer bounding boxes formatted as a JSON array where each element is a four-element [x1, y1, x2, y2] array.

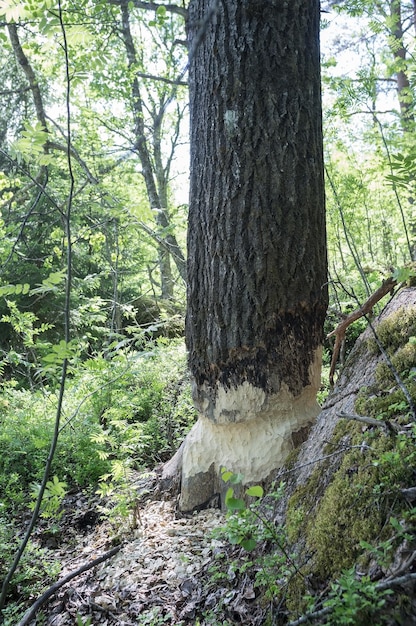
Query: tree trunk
[[388, 0, 415, 129], [120, 0, 186, 295], [180, 0, 328, 511]]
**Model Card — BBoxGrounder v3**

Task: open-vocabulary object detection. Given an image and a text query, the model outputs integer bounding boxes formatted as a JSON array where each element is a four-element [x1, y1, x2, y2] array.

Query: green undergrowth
[[0, 340, 196, 516], [0, 518, 60, 624], [0, 339, 197, 623]]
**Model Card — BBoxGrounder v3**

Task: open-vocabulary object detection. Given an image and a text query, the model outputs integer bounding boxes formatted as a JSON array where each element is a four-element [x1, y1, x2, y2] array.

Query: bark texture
[[187, 0, 327, 412], [181, 0, 327, 510]]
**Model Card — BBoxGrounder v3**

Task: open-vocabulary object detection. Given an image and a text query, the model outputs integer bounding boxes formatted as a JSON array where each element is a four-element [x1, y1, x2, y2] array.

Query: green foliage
[[0, 517, 60, 625], [11, 120, 51, 165], [0, 341, 195, 518], [323, 568, 391, 626], [29, 475, 67, 520], [219, 468, 266, 551], [211, 471, 302, 610], [0, 384, 108, 512]]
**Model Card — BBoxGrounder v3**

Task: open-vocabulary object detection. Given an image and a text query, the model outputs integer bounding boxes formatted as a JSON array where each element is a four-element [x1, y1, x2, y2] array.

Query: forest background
[[0, 0, 415, 624]]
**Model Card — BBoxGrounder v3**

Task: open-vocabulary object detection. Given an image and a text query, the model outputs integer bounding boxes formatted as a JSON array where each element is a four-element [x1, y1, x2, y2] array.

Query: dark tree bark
[[180, 0, 328, 511]]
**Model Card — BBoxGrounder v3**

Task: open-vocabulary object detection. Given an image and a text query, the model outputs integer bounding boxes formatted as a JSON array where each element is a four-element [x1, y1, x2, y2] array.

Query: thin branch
[[0, 86, 31, 96], [337, 410, 399, 434], [327, 276, 397, 385], [385, 550, 416, 580], [46, 140, 98, 184], [371, 111, 413, 258], [59, 364, 132, 433], [137, 219, 186, 279], [325, 165, 371, 297], [16, 546, 121, 626], [0, 7, 75, 616], [276, 445, 370, 479], [135, 70, 187, 86], [0, 150, 63, 215], [44, 115, 98, 183], [0, 167, 52, 273], [109, 0, 187, 18]]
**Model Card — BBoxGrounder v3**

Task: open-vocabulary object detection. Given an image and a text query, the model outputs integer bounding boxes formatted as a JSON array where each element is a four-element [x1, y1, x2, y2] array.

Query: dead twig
[[337, 410, 399, 434], [16, 545, 122, 626], [385, 550, 416, 580], [276, 444, 372, 479], [327, 276, 397, 386]]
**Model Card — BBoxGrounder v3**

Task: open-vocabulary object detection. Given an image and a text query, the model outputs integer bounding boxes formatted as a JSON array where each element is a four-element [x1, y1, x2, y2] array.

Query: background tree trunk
[[180, 0, 328, 511], [388, 0, 415, 129]]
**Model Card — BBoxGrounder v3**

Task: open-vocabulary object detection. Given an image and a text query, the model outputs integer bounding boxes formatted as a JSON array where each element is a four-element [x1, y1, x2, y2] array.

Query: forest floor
[[24, 476, 265, 626]]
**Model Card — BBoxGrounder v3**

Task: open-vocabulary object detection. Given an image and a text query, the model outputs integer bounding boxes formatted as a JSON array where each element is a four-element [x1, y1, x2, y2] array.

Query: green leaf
[[43, 271, 66, 286], [241, 538, 257, 551], [230, 472, 244, 485], [66, 26, 93, 46], [0, 283, 31, 296], [393, 266, 415, 282], [226, 497, 246, 511], [224, 486, 234, 502], [221, 469, 233, 483], [0, 0, 27, 21], [228, 532, 244, 545], [245, 485, 264, 498]]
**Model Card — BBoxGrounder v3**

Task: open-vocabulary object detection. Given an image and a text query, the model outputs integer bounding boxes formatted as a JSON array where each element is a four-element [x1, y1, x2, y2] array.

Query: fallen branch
[[385, 550, 416, 580], [16, 545, 121, 626], [337, 410, 399, 434], [328, 276, 397, 385]]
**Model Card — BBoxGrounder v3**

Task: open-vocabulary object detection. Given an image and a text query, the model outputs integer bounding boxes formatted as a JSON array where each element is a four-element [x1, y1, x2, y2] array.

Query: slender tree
[[180, 0, 328, 510], [119, 0, 187, 296]]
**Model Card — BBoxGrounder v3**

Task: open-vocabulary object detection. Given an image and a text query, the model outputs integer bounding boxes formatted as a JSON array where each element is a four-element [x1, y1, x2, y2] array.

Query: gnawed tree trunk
[[179, 0, 327, 511]]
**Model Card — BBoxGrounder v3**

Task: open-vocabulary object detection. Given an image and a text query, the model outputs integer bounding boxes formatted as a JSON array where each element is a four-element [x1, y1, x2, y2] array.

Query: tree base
[[179, 375, 321, 511]]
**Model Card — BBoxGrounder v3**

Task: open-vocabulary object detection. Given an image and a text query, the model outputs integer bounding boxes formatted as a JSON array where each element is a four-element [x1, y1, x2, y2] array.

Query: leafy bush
[[0, 340, 196, 515]]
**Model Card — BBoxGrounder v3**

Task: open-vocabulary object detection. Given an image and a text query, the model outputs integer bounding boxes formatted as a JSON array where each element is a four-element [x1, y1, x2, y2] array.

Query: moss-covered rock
[[282, 292, 416, 618], [366, 306, 416, 355]]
